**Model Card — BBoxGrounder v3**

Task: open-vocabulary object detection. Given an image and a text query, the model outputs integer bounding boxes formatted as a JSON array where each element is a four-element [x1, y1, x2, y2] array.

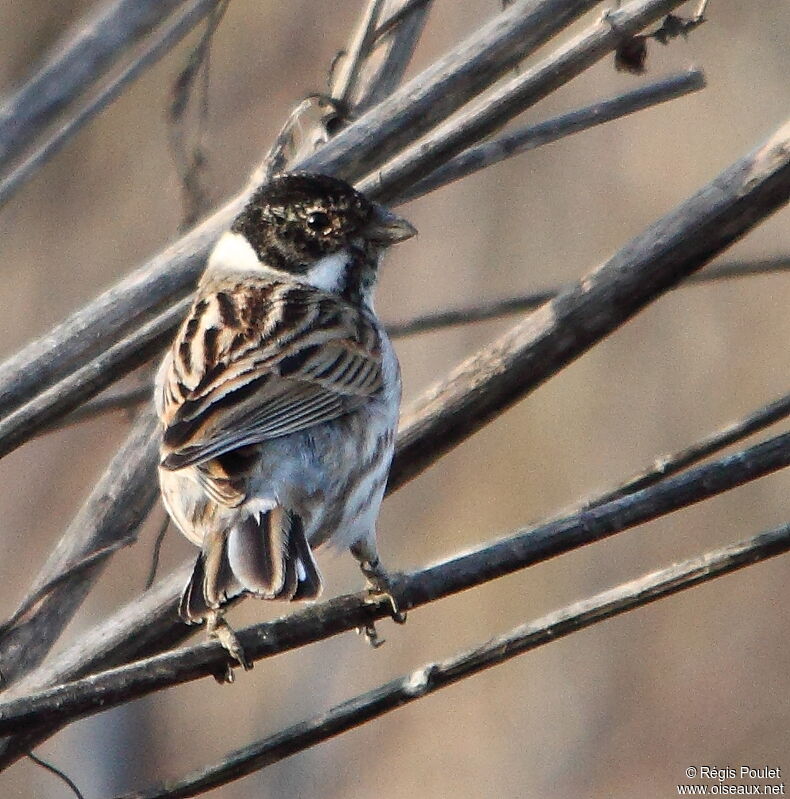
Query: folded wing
[[158, 279, 383, 471]]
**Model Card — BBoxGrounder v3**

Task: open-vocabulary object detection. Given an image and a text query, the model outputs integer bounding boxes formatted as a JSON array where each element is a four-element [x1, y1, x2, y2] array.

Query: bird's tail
[[179, 506, 322, 624]]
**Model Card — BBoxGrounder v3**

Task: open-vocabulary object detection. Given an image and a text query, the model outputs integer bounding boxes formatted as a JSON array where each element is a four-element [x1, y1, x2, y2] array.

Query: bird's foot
[[206, 611, 253, 683], [360, 558, 408, 625], [357, 621, 387, 649], [357, 559, 406, 649], [349, 542, 407, 648]]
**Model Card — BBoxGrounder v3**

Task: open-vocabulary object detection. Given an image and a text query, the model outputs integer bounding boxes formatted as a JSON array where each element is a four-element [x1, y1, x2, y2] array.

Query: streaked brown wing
[[159, 279, 383, 471]]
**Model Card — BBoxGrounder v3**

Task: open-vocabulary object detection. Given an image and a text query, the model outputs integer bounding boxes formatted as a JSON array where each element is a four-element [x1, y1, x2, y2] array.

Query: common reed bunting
[[155, 173, 416, 669]]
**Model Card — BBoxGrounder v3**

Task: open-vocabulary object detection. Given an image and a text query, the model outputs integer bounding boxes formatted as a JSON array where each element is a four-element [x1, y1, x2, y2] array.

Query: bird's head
[[221, 172, 416, 305]]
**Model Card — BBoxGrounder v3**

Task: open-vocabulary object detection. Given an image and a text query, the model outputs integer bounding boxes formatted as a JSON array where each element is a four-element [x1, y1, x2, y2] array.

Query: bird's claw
[[360, 559, 408, 625], [206, 612, 253, 682], [357, 621, 386, 648]]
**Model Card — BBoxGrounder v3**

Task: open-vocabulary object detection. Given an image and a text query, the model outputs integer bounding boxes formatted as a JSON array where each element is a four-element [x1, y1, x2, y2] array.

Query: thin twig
[[586, 390, 790, 508], [349, 0, 434, 113], [26, 750, 85, 799], [168, 0, 231, 229], [329, 0, 385, 107], [372, 0, 433, 43], [0, 535, 140, 642], [2, 425, 789, 735], [361, 0, 691, 203], [398, 68, 706, 203], [168, 1, 228, 126], [39, 385, 151, 432], [115, 522, 790, 799], [145, 515, 171, 591], [687, 257, 790, 282], [383, 257, 790, 337]]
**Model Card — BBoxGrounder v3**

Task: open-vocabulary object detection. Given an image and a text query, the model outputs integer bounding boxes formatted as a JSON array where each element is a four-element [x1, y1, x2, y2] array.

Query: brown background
[[0, 1, 788, 797]]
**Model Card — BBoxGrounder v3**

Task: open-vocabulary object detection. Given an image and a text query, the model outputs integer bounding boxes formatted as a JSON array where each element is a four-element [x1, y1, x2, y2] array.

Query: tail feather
[[179, 552, 206, 623], [179, 538, 243, 624], [290, 516, 322, 601], [227, 506, 286, 597], [178, 506, 322, 623]]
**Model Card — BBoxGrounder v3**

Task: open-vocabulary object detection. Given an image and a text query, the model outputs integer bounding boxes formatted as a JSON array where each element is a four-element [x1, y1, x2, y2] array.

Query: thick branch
[[0, 0, 195, 170], [303, 0, 602, 182], [0, 413, 161, 686], [0, 300, 186, 460], [0, 0, 219, 209], [0, 117, 787, 762], [26, 253, 790, 440], [1, 426, 788, 735], [117, 522, 790, 799], [389, 120, 790, 490], [0, 0, 596, 451]]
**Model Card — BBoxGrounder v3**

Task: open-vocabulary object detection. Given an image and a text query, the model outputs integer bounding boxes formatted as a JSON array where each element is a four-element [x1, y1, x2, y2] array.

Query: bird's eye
[[306, 211, 331, 232]]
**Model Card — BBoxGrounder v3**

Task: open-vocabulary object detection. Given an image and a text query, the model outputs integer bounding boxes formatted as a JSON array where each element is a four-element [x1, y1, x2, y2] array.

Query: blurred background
[[0, 1, 788, 796]]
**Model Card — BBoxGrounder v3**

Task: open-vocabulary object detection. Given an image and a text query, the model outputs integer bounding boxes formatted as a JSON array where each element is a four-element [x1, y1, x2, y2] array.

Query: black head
[[231, 173, 415, 275]]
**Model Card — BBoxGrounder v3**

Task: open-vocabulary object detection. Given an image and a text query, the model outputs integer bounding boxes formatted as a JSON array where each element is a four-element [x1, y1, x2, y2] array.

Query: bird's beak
[[365, 204, 417, 244]]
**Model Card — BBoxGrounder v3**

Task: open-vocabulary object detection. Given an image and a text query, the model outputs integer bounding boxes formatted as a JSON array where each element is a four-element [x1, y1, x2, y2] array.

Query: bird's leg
[[205, 609, 253, 682], [350, 540, 407, 648], [359, 558, 407, 623]]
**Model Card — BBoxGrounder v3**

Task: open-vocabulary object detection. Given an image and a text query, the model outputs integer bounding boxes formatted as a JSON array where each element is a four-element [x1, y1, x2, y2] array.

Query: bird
[[154, 172, 416, 672]]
